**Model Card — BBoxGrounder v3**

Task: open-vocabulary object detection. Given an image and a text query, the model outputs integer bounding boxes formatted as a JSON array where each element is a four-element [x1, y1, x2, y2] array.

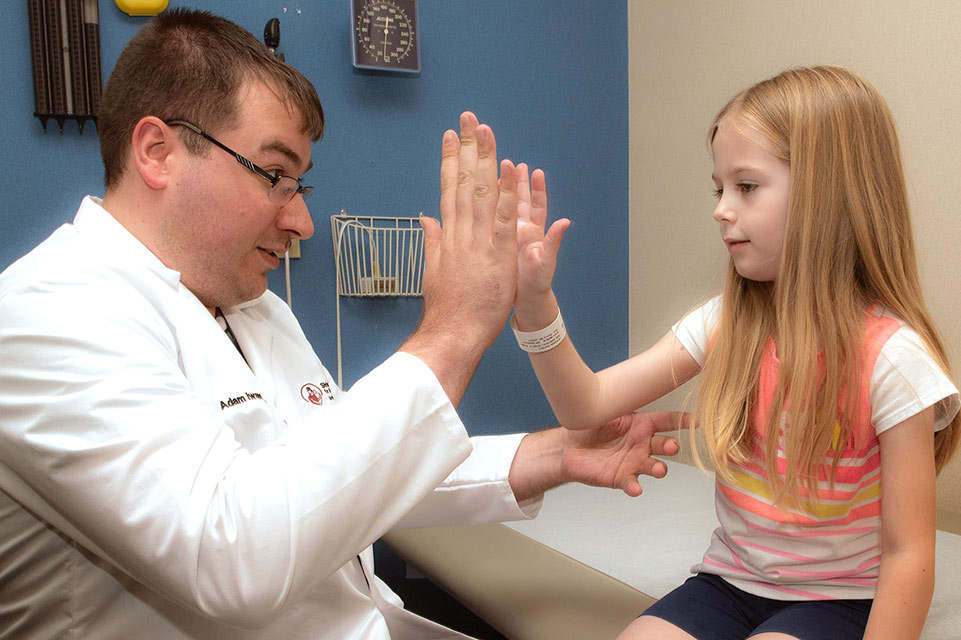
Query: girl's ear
[[130, 117, 177, 190]]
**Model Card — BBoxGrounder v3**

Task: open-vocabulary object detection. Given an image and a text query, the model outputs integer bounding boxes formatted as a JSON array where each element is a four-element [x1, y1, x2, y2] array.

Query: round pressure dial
[[352, 0, 420, 72]]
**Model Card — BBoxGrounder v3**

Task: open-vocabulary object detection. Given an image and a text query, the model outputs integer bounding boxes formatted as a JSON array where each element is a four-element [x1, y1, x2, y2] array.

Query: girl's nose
[[712, 197, 735, 224]]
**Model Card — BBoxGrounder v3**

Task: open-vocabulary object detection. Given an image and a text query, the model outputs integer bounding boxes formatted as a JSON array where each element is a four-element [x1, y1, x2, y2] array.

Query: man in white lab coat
[[0, 8, 678, 639]]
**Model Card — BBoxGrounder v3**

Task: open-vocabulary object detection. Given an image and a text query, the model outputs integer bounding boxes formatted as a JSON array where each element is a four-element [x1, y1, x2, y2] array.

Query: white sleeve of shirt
[[870, 324, 960, 435], [0, 200, 539, 631], [669, 297, 960, 436], [672, 296, 722, 367], [393, 433, 540, 530], [0, 277, 473, 627]]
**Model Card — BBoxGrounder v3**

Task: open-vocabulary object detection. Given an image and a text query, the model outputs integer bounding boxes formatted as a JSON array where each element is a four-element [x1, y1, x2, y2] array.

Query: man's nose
[[278, 195, 314, 240]]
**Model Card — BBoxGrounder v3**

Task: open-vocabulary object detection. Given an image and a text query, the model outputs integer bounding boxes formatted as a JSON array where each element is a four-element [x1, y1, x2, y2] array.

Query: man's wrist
[[399, 318, 489, 407], [508, 428, 567, 502]]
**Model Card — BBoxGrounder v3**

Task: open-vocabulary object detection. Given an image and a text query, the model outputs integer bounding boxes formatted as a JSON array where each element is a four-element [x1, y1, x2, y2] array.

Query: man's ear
[[130, 117, 177, 190]]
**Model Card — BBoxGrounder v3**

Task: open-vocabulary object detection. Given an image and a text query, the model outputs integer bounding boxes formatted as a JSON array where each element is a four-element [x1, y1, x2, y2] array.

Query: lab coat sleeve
[[392, 434, 543, 530], [0, 272, 473, 628]]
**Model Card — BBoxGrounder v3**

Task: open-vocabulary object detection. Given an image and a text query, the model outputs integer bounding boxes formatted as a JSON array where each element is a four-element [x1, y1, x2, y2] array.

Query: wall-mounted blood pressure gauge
[[351, 0, 420, 73]]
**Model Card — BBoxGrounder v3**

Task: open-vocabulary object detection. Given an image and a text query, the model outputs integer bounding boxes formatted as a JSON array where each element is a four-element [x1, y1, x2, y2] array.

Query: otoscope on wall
[[264, 18, 284, 62]]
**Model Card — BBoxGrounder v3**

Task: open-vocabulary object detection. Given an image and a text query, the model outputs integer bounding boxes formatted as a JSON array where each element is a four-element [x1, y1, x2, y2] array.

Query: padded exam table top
[[385, 460, 961, 640]]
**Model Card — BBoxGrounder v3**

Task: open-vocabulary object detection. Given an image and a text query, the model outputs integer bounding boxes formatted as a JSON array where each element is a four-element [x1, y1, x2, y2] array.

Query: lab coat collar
[[73, 196, 182, 291], [75, 197, 273, 312], [74, 197, 281, 402]]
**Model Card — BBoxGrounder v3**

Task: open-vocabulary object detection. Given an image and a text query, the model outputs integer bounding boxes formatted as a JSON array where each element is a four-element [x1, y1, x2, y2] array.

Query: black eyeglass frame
[[165, 119, 313, 205]]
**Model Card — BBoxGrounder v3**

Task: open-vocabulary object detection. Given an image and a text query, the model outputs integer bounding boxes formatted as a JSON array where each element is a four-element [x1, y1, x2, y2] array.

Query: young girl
[[512, 66, 960, 640]]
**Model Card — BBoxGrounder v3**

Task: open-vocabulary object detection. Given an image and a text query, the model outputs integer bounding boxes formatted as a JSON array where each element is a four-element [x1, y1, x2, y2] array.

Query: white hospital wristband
[[510, 310, 567, 353]]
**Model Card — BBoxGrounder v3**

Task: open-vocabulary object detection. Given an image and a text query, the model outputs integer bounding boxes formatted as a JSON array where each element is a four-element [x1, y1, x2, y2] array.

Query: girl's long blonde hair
[[693, 65, 959, 507]]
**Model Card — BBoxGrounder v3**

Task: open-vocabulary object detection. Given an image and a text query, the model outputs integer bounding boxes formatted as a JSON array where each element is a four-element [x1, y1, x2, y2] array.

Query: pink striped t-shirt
[[674, 299, 959, 600]]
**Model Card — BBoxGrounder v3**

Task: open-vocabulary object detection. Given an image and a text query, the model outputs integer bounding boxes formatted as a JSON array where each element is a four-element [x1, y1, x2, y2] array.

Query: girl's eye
[[713, 183, 757, 198]]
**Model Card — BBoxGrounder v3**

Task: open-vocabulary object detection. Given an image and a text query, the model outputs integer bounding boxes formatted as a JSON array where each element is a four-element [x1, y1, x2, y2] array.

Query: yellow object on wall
[[115, 0, 168, 16]]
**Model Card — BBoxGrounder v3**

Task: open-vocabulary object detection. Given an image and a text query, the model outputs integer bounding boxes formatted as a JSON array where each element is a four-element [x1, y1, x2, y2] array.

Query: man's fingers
[[620, 476, 643, 498], [648, 459, 669, 478], [621, 456, 673, 497], [472, 124, 499, 234], [419, 215, 441, 254], [493, 159, 518, 251], [438, 130, 460, 230], [649, 434, 679, 457], [641, 410, 693, 433], [455, 112, 479, 234], [672, 412, 694, 431]]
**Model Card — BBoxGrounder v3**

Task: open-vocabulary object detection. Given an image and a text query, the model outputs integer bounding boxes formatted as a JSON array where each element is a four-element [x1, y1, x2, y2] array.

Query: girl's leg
[[748, 599, 872, 640], [622, 574, 758, 640], [617, 615, 697, 640]]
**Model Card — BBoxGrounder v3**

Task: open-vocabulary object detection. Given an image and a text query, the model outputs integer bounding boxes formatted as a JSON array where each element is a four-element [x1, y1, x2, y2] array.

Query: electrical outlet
[[282, 238, 300, 259]]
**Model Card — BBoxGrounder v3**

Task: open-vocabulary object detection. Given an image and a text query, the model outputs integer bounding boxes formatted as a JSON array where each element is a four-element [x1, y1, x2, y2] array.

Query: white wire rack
[[330, 211, 426, 386], [331, 212, 426, 297]]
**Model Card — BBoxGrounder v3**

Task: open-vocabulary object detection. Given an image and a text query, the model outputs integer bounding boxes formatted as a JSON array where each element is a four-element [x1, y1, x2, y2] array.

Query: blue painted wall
[[0, 1, 628, 436]]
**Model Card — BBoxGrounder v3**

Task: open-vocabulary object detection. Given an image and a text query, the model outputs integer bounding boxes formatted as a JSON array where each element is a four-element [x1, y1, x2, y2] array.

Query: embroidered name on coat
[[220, 391, 264, 410]]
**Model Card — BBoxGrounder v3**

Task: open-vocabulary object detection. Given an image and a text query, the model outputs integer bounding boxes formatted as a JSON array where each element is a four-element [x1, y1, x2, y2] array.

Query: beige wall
[[627, 0, 961, 513]]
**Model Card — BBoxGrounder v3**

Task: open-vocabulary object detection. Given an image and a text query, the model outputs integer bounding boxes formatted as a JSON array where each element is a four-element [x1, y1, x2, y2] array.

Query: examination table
[[383, 460, 961, 640]]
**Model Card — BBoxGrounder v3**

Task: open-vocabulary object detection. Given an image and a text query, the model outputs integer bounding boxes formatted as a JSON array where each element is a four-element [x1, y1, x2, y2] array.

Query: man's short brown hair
[[98, 8, 325, 189]]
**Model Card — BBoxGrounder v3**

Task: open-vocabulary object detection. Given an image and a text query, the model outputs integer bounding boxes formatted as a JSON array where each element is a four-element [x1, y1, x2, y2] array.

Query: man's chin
[[197, 279, 269, 311]]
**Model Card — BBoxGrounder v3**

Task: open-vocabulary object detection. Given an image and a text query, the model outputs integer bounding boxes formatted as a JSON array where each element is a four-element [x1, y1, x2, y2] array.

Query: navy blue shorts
[[642, 573, 873, 640]]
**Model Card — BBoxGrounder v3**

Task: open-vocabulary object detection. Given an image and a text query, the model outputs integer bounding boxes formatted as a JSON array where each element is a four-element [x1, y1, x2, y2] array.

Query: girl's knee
[[617, 615, 697, 640]]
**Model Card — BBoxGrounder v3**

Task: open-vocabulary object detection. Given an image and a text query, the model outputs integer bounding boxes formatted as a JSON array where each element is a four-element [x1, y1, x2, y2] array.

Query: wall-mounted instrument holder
[[264, 17, 284, 62], [330, 211, 426, 386], [28, 0, 103, 134]]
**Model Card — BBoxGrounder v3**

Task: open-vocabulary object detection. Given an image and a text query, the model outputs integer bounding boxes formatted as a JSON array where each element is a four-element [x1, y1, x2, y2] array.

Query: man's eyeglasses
[[165, 120, 313, 206]]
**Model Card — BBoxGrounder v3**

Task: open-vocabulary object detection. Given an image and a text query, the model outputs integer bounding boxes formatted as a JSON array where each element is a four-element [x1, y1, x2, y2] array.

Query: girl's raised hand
[[514, 164, 570, 324]]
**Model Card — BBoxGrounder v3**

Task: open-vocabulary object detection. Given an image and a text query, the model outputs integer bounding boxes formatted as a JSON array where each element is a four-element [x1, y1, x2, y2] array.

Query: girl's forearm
[[528, 338, 610, 430], [867, 410, 937, 640], [515, 293, 700, 431], [515, 292, 612, 430], [863, 550, 935, 640]]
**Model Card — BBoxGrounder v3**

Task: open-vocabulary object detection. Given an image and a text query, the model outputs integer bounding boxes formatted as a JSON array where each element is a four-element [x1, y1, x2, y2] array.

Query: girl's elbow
[[559, 419, 596, 431], [882, 545, 936, 587], [549, 400, 611, 431], [553, 411, 601, 431]]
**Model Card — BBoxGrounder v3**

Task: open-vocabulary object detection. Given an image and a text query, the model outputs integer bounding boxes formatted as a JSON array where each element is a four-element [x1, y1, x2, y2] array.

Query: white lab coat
[[0, 197, 538, 639]]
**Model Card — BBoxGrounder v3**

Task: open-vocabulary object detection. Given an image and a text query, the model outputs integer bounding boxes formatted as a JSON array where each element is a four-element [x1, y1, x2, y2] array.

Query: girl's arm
[[864, 407, 937, 640], [512, 166, 699, 430]]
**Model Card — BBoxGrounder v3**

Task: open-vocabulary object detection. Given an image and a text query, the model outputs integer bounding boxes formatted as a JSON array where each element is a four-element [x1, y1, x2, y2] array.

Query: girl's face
[[711, 119, 790, 282]]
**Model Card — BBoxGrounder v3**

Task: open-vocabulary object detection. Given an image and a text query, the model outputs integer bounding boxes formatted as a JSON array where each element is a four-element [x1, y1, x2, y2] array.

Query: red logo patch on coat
[[301, 383, 324, 405]]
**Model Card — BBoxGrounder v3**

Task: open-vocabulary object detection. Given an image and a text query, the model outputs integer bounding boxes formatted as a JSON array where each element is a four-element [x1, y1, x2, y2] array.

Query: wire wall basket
[[330, 211, 426, 387], [331, 212, 425, 298]]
